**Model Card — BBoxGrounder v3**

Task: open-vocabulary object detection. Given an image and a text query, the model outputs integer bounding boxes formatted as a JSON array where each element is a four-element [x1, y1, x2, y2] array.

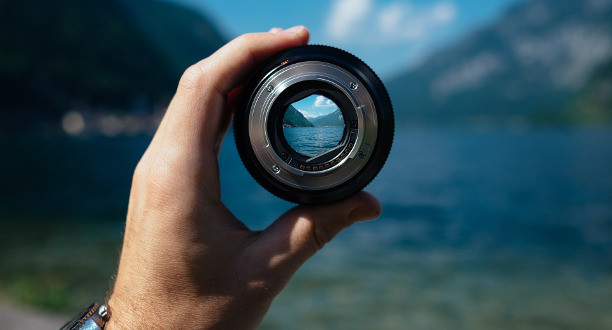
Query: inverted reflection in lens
[[282, 94, 344, 157]]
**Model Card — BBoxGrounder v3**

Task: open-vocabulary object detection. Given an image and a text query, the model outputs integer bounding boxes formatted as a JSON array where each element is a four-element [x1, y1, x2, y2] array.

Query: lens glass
[[282, 94, 345, 158]]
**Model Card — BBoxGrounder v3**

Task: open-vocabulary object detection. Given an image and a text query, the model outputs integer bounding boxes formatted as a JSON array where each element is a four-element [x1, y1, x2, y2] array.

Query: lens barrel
[[234, 45, 393, 204]]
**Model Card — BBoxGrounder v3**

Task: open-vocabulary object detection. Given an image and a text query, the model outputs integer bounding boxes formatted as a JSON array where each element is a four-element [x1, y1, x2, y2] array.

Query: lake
[[1, 127, 611, 329], [283, 126, 344, 157]]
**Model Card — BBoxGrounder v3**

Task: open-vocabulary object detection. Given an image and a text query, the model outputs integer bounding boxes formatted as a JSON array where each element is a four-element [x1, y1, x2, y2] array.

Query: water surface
[[283, 126, 344, 157], [1, 127, 611, 329]]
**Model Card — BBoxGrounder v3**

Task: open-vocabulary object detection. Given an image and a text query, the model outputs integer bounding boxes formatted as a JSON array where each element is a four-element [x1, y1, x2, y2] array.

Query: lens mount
[[234, 45, 393, 204]]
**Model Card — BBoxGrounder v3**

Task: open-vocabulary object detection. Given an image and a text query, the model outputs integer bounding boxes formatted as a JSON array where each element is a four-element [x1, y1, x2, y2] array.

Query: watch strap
[[61, 303, 109, 330]]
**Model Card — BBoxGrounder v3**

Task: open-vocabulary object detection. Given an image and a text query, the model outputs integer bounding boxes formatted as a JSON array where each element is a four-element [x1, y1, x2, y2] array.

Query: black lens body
[[234, 45, 393, 204]]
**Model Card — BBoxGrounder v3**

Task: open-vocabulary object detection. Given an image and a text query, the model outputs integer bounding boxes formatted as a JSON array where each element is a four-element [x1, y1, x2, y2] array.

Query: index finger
[[162, 27, 310, 150]]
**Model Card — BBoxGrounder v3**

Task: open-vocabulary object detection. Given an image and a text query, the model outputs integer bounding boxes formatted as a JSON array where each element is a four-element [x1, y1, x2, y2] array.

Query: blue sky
[[291, 94, 339, 119], [167, 0, 522, 79]]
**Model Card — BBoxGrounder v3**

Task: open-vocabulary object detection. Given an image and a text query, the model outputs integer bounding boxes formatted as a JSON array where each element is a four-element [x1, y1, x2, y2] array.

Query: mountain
[[116, 0, 224, 75], [0, 0, 226, 131], [311, 109, 344, 127], [566, 58, 612, 123], [387, 0, 612, 125], [283, 105, 314, 127]]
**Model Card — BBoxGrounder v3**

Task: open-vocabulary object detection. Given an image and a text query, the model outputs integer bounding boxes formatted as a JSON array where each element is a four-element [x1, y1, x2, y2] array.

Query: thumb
[[252, 192, 381, 278]]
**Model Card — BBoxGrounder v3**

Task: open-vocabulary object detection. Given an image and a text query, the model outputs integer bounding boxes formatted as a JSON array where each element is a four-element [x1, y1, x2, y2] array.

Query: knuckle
[[312, 222, 332, 250], [146, 158, 172, 184], [132, 159, 147, 182], [132, 149, 155, 183], [146, 148, 183, 183], [235, 32, 258, 46], [138, 150, 180, 189], [178, 64, 206, 90], [244, 275, 284, 300], [141, 160, 176, 207], [246, 279, 274, 296]]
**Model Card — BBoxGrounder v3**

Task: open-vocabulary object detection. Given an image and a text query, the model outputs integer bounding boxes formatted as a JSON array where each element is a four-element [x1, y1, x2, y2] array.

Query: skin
[[106, 26, 381, 329]]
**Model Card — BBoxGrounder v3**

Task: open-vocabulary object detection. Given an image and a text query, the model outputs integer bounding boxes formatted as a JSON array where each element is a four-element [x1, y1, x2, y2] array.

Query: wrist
[[105, 291, 204, 329], [105, 294, 152, 329]]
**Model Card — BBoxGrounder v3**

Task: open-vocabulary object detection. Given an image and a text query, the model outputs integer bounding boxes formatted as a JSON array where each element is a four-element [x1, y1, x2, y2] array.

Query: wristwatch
[[60, 303, 109, 330]]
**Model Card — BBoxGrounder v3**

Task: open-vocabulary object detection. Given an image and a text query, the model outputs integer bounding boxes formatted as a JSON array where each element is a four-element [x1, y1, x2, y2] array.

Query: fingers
[[252, 191, 381, 278], [192, 26, 309, 95], [214, 87, 241, 156], [163, 27, 310, 150]]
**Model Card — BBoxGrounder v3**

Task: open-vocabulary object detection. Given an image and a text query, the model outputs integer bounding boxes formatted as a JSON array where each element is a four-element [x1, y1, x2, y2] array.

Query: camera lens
[[234, 45, 393, 204]]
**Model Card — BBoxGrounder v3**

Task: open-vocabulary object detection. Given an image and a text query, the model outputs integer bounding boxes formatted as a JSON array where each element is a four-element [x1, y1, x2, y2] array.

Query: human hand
[[106, 26, 381, 329]]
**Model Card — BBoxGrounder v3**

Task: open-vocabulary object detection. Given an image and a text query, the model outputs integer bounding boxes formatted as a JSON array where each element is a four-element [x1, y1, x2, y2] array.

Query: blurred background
[[1, 0, 611, 328]]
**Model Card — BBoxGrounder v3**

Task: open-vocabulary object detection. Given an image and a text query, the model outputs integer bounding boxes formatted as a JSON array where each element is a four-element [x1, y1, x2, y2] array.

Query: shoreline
[[0, 299, 67, 330]]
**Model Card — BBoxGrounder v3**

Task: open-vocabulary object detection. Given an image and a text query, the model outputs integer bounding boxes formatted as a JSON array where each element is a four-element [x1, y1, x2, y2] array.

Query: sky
[[291, 94, 339, 119], [168, 0, 522, 79]]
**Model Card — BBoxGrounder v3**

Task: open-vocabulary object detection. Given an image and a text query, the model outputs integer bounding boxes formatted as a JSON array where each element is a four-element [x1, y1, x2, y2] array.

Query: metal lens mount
[[234, 45, 393, 204]]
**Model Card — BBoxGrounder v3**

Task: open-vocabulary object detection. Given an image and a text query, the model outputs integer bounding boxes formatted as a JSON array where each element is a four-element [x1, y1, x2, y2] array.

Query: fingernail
[[349, 205, 381, 222], [269, 27, 283, 34], [281, 25, 304, 35]]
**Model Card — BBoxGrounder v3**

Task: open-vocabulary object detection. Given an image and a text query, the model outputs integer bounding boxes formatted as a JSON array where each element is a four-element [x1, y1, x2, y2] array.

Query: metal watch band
[[60, 303, 109, 330]]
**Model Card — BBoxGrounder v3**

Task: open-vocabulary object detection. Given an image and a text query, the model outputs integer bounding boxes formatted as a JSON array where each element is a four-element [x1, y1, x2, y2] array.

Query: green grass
[[0, 218, 123, 312]]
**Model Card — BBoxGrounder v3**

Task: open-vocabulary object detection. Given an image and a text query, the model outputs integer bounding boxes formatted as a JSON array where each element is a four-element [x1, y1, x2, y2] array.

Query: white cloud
[[313, 95, 336, 108], [378, 3, 407, 34], [327, 0, 372, 40], [380, 1, 457, 41], [326, 0, 457, 43], [431, 2, 456, 23], [298, 109, 321, 119]]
